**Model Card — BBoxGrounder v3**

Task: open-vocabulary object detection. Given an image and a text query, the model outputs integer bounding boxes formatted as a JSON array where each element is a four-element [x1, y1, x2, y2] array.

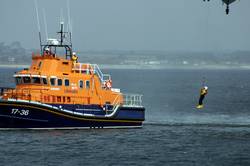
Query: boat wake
[[144, 121, 250, 128]]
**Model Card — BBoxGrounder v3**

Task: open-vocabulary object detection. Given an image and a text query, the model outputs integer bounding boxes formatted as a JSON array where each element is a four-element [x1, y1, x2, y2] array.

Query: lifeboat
[[0, 22, 145, 129]]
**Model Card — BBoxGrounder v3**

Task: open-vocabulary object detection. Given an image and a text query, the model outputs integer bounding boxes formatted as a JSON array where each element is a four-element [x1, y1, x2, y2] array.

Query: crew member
[[196, 86, 208, 109], [44, 47, 50, 55], [72, 52, 78, 63]]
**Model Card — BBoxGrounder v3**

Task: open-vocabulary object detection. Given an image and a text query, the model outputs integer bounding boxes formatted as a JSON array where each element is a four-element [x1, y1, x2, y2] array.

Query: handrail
[[123, 93, 143, 107], [93, 64, 111, 82], [112, 94, 122, 108], [1, 88, 143, 118], [0, 87, 15, 99], [103, 74, 111, 82], [1, 87, 122, 109], [72, 63, 111, 84], [93, 64, 104, 82], [1, 87, 122, 118], [0, 87, 48, 102]]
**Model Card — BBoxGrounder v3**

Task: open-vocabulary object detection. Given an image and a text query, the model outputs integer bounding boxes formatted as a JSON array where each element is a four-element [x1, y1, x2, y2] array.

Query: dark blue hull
[[0, 100, 145, 129]]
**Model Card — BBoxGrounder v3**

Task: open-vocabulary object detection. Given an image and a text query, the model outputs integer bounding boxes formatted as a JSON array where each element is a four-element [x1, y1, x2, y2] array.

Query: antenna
[[202, 77, 206, 87], [34, 0, 42, 54], [70, 20, 73, 46], [42, 8, 48, 40], [67, 0, 72, 47], [60, 8, 64, 23]]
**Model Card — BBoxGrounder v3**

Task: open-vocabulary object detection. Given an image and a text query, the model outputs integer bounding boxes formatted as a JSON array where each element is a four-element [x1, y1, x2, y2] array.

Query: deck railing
[[0, 87, 47, 102], [0, 87, 124, 108], [72, 63, 111, 83], [123, 94, 143, 107]]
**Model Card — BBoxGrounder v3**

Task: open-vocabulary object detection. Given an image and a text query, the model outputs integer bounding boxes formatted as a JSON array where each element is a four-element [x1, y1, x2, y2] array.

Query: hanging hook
[[202, 77, 206, 87]]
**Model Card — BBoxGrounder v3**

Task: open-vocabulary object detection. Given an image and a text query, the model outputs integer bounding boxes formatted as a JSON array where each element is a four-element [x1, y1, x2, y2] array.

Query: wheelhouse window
[[58, 79, 62, 86], [65, 79, 70, 86], [23, 77, 31, 84], [42, 78, 47, 85], [79, 80, 84, 88], [50, 78, 56, 86], [86, 80, 90, 89], [32, 77, 41, 84], [15, 77, 22, 85]]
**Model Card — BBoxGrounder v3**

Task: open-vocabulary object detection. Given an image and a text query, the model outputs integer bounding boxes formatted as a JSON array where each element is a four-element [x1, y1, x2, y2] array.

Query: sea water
[[0, 67, 250, 165]]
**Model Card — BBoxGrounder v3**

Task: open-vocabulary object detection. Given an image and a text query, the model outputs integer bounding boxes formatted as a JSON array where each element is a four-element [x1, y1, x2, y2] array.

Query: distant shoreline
[[0, 64, 250, 70], [0, 64, 29, 68]]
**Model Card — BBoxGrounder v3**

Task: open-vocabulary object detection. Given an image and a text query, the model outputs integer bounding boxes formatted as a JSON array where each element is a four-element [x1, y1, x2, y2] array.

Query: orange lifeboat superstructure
[[8, 52, 122, 107]]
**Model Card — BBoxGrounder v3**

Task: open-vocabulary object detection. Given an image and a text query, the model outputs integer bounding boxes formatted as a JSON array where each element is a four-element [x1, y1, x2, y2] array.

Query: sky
[[0, 0, 250, 52]]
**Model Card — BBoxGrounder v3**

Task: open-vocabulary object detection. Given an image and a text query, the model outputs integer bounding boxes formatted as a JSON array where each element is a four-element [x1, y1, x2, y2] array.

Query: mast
[[58, 22, 64, 45]]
